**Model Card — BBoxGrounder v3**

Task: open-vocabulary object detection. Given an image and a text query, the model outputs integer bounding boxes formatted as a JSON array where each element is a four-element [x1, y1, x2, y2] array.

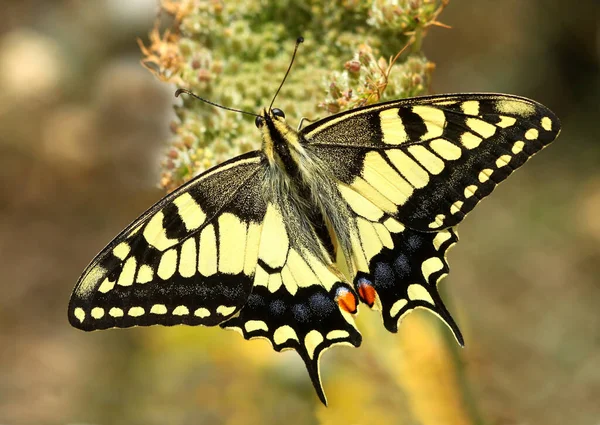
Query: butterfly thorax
[[259, 110, 305, 174], [258, 110, 356, 272]]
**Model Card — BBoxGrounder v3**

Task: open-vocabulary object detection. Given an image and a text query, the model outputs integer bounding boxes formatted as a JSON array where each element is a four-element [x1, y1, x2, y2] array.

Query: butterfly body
[[69, 93, 560, 404]]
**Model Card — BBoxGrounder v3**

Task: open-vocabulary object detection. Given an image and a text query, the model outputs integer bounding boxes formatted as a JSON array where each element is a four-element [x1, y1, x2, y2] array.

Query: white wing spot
[[245, 320, 269, 333], [512, 141, 525, 154], [430, 138, 462, 161], [461, 100, 479, 116], [466, 117, 496, 138], [497, 116, 517, 128], [112, 242, 131, 261], [216, 305, 236, 316], [172, 305, 189, 316], [495, 155, 512, 168], [77, 266, 107, 297], [496, 99, 535, 116], [478, 169, 493, 183], [173, 192, 206, 231], [390, 299, 408, 317], [428, 214, 445, 229], [422, 257, 444, 281], [541, 116, 552, 131], [98, 278, 115, 294], [407, 284, 435, 304], [450, 200, 464, 215], [117, 257, 137, 287], [91, 307, 105, 319], [194, 308, 210, 318], [150, 304, 167, 314], [326, 330, 350, 340], [460, 132, 483, 149], [304, 330, 324, 359], [274, 325, 298, 345], [433, 231, 452, 250], [525, 128, 539, 140], [157, 248, 178, 280], [136, 265, 154, 284], [128, 306, 145, 317], [412, 105, 446, 140], [143, 211, 178, 251], [109, 307, 124, 318], [464, 185, 478, 199], [74, 308, 85, 323]]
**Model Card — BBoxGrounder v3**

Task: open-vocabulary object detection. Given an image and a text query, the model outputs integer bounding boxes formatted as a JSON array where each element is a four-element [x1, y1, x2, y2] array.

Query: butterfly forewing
[[68, 151, 266, 330], [303, 93, 561, 230]]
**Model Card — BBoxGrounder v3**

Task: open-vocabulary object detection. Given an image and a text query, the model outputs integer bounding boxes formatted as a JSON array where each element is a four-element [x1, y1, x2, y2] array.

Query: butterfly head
[[256, 107, 296, 147], [254, 108, 286, 129]]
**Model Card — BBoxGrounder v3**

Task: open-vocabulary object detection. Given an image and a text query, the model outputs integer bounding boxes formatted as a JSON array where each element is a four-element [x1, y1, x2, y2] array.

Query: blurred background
[[0, 1, 598, 424]]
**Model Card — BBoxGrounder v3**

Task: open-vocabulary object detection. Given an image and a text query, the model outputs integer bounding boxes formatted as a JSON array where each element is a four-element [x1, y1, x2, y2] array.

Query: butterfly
[[68, 40, 561, 405]]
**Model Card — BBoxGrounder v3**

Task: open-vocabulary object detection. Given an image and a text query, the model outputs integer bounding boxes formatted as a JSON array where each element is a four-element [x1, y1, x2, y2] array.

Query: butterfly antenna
[[174, 88, 260, 118], [268, 36, 304, 112]]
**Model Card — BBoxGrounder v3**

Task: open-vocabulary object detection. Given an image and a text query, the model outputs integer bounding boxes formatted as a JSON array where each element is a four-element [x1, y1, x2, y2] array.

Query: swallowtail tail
[[68, 41, 561, 405]]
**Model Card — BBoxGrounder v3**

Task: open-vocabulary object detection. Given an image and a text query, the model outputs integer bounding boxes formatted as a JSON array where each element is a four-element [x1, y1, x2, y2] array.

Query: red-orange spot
[[336, 289, 357, 314], [358, 282, 377, 307]]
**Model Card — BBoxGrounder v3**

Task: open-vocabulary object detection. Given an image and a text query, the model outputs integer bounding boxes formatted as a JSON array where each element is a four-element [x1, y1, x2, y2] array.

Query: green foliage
[[141, 0, 448, 190]]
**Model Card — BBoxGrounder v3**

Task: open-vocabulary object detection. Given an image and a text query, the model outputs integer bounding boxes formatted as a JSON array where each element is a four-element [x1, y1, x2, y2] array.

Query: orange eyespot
[[357, 278, 377, 307], [335, 288, 357, 314]]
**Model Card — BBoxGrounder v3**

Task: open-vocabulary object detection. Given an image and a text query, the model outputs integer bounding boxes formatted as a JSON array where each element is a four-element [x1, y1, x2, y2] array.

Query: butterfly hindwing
[[337, 182, 463, 343], [68, 151, 267, 330], [221, 202, 362, 405], [354, 225, 462, 342], [303, 93, 561, 231]]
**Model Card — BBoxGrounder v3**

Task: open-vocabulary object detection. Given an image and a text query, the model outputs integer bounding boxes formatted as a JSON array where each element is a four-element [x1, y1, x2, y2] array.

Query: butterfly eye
[[255, 116, 265, 128], [272, 108, 285, 119]]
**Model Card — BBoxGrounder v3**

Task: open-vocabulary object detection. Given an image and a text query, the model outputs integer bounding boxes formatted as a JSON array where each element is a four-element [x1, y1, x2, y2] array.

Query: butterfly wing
[[302, 93, 561, 231], [301, 93, 560, 339], [68, 151, 268, 329], [338, 182, 462, 342], [220, 201, 361, 405]]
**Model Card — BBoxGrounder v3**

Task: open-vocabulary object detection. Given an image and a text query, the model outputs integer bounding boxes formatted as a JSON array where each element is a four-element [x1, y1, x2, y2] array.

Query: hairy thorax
[[259, 112, 355, 271]]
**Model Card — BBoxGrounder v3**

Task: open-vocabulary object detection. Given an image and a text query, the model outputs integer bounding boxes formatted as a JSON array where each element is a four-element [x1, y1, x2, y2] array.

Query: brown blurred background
[[1, 1, 599, 424]]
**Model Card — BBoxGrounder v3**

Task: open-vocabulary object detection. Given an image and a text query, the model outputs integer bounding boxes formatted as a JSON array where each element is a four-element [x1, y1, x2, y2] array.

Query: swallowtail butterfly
[[68, 38, 561, 405]]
